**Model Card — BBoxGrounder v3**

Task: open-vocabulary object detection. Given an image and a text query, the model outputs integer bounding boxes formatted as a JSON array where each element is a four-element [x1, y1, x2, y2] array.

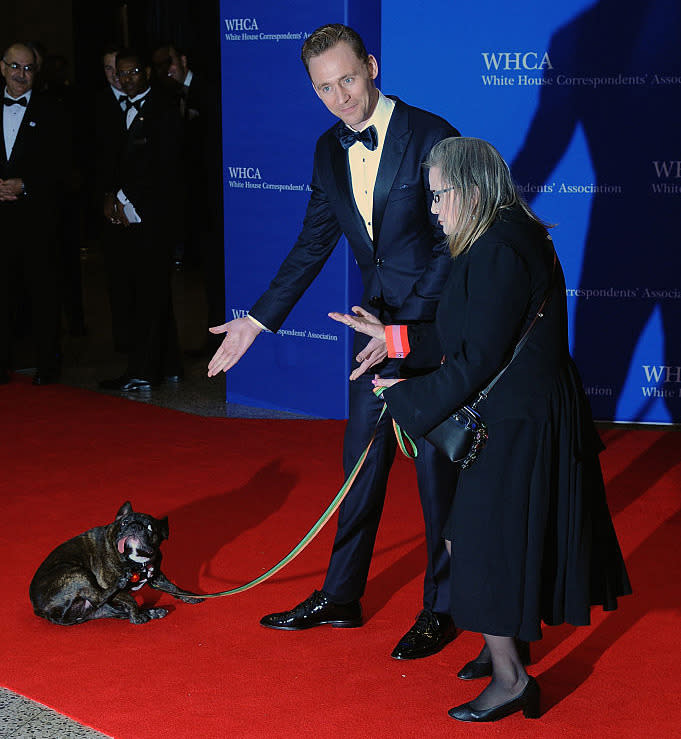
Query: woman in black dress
[[329, 137, 631, 723]]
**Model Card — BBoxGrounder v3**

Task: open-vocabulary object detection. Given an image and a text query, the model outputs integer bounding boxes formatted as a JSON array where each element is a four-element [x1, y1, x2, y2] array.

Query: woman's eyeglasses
[[432, 186, 456, 204]]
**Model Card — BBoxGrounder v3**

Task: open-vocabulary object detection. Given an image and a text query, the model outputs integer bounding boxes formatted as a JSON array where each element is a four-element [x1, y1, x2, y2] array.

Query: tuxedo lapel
[[330, 122, 373, 253], [6, 96, 36, 168], [0, 109, 7, 167], [372, 100, 412, 247]]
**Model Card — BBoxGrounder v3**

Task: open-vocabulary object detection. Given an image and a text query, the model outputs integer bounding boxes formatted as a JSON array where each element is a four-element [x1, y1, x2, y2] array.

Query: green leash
[[158, 402, 396, 600]]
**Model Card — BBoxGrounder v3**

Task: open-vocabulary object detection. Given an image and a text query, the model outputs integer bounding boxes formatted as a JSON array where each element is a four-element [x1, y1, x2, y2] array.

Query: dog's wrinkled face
[[112, 502, 168, 565]]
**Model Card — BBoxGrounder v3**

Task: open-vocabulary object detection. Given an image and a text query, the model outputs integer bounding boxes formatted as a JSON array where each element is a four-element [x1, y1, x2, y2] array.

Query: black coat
[[384, 206, 631, 640], [99, 89, 184, 232], [0, 92, 69, 210]]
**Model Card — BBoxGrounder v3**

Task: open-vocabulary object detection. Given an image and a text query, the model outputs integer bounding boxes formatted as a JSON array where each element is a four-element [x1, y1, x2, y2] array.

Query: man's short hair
[[116, 47, 148, 70], [301, 24, 369, 74], [2, 42, 37, 65], [101, 44, 120, 60]]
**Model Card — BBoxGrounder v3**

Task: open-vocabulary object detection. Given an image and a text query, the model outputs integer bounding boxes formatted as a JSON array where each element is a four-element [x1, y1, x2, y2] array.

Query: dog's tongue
[[117, 536, 140, 554]]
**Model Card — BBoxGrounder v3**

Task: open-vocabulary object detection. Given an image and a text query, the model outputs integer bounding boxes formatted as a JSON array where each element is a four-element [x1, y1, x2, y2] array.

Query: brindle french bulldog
[[29, 501, 202, 625]]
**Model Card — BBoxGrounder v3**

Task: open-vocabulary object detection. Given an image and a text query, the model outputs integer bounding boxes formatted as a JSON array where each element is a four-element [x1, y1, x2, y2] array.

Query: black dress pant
[[322, 354, 459, 613], [0, 199, 61, 375], [103, 222, 181, 381]]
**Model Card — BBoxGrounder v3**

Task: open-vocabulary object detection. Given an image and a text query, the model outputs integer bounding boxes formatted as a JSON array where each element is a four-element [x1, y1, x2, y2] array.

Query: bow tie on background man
[[3, 97, 28, 107], [337, 124, 378, 151], [124, 97, 145, 112]]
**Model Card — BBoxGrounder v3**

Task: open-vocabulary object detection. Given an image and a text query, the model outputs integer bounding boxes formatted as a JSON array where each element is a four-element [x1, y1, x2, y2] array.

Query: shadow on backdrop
[[512, 0, 681, 423]]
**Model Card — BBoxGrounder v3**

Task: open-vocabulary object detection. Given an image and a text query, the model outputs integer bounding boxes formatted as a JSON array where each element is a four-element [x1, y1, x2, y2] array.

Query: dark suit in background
[[94, 85, 130, 353], [99, 89, 184, 383], [180, 72, 225, 330], [251, 97, 460, 617], [0, 92, 69, 379]]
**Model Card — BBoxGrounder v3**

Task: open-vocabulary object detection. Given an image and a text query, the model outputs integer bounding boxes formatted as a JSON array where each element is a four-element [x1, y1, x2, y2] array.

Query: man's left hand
[[350, 337, 388, 381], [0, 178, 23, 201]]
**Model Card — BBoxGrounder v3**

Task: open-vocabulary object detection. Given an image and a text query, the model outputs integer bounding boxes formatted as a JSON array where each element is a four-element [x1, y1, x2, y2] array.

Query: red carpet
[[1, 378, 680, 738]]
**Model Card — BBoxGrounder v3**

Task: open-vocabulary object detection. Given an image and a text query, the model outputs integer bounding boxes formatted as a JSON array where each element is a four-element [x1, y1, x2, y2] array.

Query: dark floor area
[[8, 242, 311, 420]]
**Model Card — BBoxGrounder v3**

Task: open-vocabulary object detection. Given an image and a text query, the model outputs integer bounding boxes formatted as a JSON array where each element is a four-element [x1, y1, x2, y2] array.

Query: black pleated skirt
[[442, 359, 632, 641]]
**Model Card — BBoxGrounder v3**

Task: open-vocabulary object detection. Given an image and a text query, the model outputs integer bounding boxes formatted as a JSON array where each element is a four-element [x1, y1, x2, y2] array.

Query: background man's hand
[[207, 317, 262, 376], [114, 200, 131, 227], [0, 178, 23, 201], [103, 193, 117, 222]]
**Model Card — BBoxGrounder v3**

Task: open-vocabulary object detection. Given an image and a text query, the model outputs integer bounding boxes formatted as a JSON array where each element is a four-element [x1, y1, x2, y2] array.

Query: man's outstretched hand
[[207, 317, 262, 376]]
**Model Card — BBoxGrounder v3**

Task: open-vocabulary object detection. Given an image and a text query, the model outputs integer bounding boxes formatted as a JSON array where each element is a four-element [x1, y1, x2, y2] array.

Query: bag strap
[[472, 247, 557, 407]]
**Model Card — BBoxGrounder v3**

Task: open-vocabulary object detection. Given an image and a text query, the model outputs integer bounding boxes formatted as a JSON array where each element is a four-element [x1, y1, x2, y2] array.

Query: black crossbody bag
[[426, 251, 556, 469]]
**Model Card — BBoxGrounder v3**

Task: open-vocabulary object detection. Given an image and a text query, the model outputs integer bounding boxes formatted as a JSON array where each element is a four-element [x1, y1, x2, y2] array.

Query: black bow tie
[[124, 97, 145, 112], [337, 124, 378, 151], [3, 97, 27, 107]]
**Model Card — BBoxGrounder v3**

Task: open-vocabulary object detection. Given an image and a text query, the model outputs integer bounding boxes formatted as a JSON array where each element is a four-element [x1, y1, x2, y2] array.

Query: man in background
[[98, 49, 184, 392], [152, 43, 224, 344], [0, 42, 69, 385]]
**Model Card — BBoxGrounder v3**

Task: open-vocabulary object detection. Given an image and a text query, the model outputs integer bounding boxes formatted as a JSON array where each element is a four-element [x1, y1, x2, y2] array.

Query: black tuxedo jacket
[[182, 73, 222, 214], [100, 89, 184, 230], [0, 92, 69, 210], [93, 86, 126, 194], [250, 98, 459, 333]]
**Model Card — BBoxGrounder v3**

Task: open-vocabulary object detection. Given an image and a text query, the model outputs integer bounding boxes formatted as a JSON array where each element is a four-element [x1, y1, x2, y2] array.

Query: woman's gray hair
[[425, 137, 550, 257]]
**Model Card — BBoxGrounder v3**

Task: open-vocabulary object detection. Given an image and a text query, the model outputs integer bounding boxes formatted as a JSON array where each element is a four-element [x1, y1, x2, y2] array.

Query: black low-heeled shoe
[[457, 639, 531, 680], [448, 676, 541, 722]]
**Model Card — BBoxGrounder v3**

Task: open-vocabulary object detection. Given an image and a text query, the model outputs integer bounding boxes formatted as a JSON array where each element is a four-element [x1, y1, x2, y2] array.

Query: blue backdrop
[[220, 0, 680, 424], [219, 1, 378, 418]]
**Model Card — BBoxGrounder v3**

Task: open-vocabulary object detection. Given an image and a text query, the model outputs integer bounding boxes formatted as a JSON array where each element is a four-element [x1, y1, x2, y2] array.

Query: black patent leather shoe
[[457, 639, 531, 680], [448, 676, 541, 722], [390, 609, 456, 660], [260, 590, 362, 630], [32, 370, 61, 386], [99, 375, 153, 392]]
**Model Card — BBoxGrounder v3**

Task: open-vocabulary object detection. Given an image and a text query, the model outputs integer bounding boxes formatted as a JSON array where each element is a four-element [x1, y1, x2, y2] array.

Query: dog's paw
[[145, 607, 168, 620], [129, 607, 167, 624]]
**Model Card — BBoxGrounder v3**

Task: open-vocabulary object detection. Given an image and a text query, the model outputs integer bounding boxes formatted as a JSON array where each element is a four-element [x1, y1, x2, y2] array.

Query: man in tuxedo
[[151, 44, 224, 336], [208, 25, 461, 659], [93, 46, 131, 354], [98, 49, 183, 392], [0, 42, 69, 385]]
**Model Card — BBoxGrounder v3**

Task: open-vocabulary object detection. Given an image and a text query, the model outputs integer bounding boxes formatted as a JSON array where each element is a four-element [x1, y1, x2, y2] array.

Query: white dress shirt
[[247, 92, 395, 334], [117, 88, 150, 223], [111, 84, 128, 111], [347, 91, 395, 240], [2, 89, 32, 160], [124, 87, 149, 129]]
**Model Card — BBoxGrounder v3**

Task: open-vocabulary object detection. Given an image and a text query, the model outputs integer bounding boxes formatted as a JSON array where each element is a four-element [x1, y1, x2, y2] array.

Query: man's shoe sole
[[260, 618, 362, 631]]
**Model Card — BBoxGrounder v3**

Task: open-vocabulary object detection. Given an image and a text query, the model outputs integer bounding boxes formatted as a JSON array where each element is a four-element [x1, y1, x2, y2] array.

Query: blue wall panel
[[219, 1, 379, 418], [382, 0, 681, 424], [220, 0, 680, 424]]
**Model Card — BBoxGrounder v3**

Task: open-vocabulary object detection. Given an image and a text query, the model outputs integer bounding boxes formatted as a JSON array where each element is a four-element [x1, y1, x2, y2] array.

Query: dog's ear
[[116, 501, 134, 519], [158, 516, 169, 540]]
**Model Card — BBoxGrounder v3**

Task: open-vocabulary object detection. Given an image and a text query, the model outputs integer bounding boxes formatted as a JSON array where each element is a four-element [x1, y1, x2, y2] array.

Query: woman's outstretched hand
[[372, 376, 401, 389]]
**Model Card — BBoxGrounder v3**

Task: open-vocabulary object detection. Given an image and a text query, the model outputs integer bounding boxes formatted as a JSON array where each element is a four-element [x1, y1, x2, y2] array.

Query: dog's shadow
[[155, 459, 298, 596]]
